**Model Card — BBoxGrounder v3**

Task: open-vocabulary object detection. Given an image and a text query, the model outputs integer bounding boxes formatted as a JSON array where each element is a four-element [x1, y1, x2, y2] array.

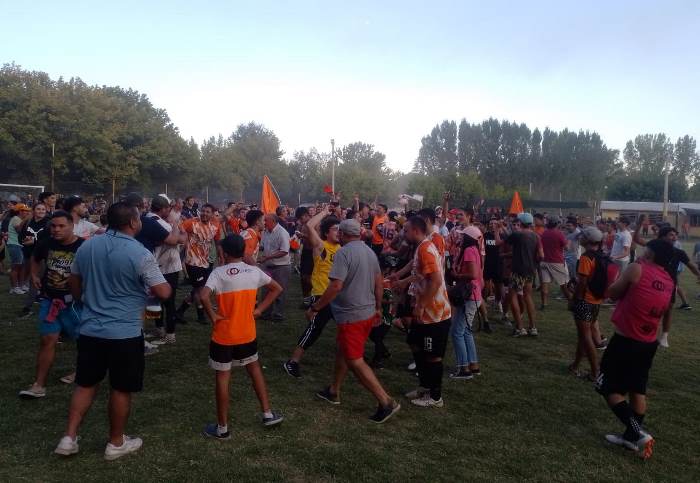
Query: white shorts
[[540, 262, 569, 286]]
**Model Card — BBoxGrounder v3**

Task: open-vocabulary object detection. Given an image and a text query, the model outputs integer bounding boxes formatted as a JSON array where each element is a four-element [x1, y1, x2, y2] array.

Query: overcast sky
[[5, 0, 700, 171]]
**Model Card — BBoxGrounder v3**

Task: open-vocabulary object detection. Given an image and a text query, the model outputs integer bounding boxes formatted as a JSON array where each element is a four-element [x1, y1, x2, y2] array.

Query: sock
[[263, 411, 273, 419], [217, 424, 228, 435], [427, 360, 444, 401], [633, 411, 645, 427], [611, 401, 641, 441]]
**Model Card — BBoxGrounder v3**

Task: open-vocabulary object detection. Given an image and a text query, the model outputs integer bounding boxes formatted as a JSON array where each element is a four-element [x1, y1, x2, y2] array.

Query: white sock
[[263, 411, 273, 419], [217, 424, 228, 435]]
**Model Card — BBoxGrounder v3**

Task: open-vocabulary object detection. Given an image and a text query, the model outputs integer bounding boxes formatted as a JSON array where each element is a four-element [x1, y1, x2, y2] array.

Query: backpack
[[586, 251, 619, 299]]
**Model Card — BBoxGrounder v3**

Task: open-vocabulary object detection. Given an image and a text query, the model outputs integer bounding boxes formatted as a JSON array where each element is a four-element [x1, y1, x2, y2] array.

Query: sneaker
[[19, 307, 34, 319], [471, 368, 482, 376], [605, 432, 654, 459], [512, 328, 528, 337], [203, 423, 231, 440], [406, 361, 417, 371], [144, 341, 159, 356], [369, 400, 401, 423], [678, 303, 692, 311], [262, 411, 284, 427], [60, 372, 75, 384], [104, 435, 143, 461], [410, 393, 444, 408], [144, 328, 165, 340], [528, 327, 539, 337], [283, 360, 301, 379], [595, 340, 608, 350], [54, 436, 79, 456], [497, 302, 504, 314], [19, 384, 46, 399], [449, 370, 474, 380], [404, 387, 430, 399], [316, 386, 340, 405], [151, 334, 176, 346]]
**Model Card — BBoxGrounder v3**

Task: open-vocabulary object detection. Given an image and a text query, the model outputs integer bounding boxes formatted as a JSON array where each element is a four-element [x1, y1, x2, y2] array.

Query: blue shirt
[[71, 230, 166, 339]]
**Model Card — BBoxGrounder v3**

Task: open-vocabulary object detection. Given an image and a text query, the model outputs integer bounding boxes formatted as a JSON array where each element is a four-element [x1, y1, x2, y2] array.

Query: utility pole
[[662, 153, 670, 221], [330, 139, 336, 196], [51, 143, 55, 192]]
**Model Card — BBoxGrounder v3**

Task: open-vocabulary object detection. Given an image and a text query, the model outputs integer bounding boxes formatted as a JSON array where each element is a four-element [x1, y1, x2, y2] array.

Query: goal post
[[0, 183, 46, 204]]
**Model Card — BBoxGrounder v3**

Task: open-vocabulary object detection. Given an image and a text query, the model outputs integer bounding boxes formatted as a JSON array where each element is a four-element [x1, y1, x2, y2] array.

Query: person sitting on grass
[[200, 234, 284, 440]]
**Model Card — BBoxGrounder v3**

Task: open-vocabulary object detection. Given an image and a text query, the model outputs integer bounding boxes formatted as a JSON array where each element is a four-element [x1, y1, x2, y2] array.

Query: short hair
[[345, 209, 356, 220], [107, 202, 139, 230], [150, 195, 170, 213], [658, 226, 677, 238], [320, 216, 340, 238], [38, 191, 55, 203], [646, 238, 674, 267], [246, 209, 264, 226], [50, 210, 73, 224], [567, 217, 578, 225], [358, 202, 367, 211], [546, 219, 559, 229], [63, 196, 83, 213], [221, 234, 245, 258], [417, 208, 436, 225], [123, 193, 144, 209], [295, 206, 309, 219], [185, 196, 195, 203], [201, 203, 216, 212], [619, 216, 630, 226], [378, 203, 388, 212], [407, 215, 427, 234], [534, 213, 544, 220], [463, 207, 475, 217]]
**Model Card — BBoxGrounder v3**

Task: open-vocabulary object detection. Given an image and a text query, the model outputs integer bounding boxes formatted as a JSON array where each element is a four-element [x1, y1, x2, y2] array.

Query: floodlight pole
[[51, 143, 55, 192], [662, 154, 670, 221], [331, 138, 336, 196]]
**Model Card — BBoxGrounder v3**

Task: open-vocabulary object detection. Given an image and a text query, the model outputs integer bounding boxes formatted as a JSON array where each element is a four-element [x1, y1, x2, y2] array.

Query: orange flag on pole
[[509, 191, 524, 215], [261, 175, 280, 215]]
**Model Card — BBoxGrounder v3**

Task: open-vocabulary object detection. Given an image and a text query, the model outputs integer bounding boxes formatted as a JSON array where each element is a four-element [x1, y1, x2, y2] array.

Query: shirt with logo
[[205, 262, 272, 345], [33, 237, 84, 300]]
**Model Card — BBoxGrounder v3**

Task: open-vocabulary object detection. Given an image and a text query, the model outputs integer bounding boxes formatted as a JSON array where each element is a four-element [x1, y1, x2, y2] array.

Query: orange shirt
[[534, 226, 545, 236], [181, 218, 223, 268], [241, 228, 260, 261], [205, 262, 272, 345], [226, 217, 241, 234], [371, 215, 387, 245], [428, 230, 445, 258], [577, 253, 603, 305], [411, 239, 451, 324]]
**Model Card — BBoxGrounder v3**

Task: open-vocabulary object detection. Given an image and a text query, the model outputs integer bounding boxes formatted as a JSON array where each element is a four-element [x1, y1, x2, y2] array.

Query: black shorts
[[75, 334, 145, 392], [484, 264, 503, 283], [209, 339, 258, 371], [396, 295, 414, 318], [407, 319, 451, 357], [186, 264, 212, 289], [300, 248, 314, 276], [572, 300, 600, 323], [597, 334, 658, 397]]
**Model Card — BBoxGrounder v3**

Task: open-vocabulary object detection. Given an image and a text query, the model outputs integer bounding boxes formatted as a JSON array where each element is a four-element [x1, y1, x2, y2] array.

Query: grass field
[[1, 252, 700, 482]]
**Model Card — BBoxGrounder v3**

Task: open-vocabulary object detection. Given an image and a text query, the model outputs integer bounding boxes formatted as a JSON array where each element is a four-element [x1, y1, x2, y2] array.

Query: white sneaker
[[151, 334, 176, 346], [407, 362, 417, 371], [104, 435, 143, 461], [144, 341, 159, 356], [19, 384, 46, 398], [410, 393, 444, 408], [54, 435, 79, 456], [404, 387, 429, 399]]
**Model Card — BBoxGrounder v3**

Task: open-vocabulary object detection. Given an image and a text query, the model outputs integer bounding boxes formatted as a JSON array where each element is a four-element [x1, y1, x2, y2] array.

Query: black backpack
[[585, 250, 617, 299]]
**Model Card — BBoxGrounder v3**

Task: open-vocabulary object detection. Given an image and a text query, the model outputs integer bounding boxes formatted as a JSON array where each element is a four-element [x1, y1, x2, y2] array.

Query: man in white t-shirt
[[63, 196, 101, 239], [611, 217, 632, 272]]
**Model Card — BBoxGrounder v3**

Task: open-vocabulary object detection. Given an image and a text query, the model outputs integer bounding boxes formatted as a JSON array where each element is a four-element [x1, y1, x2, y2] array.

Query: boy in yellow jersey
[[283, 206, 341, 378], [200, 234, 283, 439]]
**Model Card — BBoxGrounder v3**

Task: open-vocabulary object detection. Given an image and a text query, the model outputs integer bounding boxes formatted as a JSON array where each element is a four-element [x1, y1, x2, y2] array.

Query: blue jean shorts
[[8, 244, 23, 265], [38, 299, 82, 339]]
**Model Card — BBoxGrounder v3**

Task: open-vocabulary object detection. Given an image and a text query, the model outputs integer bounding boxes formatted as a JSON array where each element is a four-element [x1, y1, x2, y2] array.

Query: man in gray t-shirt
[[307, 219, 400, 423]]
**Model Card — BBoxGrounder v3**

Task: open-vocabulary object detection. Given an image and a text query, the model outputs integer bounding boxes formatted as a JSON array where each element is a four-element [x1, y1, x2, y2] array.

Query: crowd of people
[[3, 189, 697, 462]]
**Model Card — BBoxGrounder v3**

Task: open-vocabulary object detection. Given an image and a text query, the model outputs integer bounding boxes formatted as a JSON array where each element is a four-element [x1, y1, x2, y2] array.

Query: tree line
[[2, 63, 698, 207]]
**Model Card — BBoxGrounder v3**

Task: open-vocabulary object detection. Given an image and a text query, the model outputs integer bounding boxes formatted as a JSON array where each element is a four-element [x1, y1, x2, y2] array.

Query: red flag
[[323, 185, 333, 194]]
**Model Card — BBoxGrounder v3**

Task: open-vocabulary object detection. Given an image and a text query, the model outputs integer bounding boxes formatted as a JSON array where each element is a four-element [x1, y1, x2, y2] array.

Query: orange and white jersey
[[410, 238, 451, 324], [241, 228, 260, 261], [205, 262, 271, 346], [428, 230, 446, 266]]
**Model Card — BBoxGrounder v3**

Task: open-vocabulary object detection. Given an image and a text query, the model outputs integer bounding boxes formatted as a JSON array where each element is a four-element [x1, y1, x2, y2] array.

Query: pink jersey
[[611, 259, 673, 343]]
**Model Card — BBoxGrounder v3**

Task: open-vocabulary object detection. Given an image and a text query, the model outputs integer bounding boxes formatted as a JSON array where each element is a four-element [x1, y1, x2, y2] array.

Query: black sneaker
[[316, 386, 340, 405], [369, 400, 401, 424], [283, 360, 301, 379], [203, 423, 231, 440], [262, 411, 284, 427], [679, 303, 692, 311]]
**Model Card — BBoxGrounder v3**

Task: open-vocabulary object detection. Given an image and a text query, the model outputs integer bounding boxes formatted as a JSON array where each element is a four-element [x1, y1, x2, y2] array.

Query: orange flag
[[261, 175, 280, 215], [509, 191, 523, 215]]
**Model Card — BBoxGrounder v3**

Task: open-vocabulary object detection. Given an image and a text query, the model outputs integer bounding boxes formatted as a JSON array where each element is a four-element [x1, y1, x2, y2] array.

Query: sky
[[3, 0, 700, 172]]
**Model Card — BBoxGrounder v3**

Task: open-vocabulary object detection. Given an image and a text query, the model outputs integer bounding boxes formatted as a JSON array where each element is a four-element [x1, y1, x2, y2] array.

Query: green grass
[[1, 255, 700, 482]]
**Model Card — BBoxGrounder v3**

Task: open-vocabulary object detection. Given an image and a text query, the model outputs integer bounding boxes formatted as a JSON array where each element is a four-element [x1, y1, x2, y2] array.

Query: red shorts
[[336, 315, 376, 360]]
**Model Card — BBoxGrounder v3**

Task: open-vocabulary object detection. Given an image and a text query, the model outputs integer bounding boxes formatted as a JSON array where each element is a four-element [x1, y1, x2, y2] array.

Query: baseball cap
[[458, 225, 483, 241], [14, 203, 31, 212], [448, 208, 460, 215], [517, 212, 534, 225], [338, 219, 361, 236], [580, 226, 603, 242], [8, 194, 20, 203]]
